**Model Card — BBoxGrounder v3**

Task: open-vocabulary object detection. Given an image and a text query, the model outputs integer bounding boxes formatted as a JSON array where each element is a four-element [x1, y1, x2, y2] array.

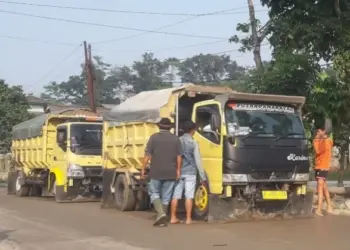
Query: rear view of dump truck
[[8, 109, 103, 202], [101, 84, 313, 221]]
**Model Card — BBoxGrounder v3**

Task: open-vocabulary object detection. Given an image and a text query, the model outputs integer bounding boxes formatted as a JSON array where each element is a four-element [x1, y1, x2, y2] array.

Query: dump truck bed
[[12, 109, 100, 170], [102, 84, 233, 170]]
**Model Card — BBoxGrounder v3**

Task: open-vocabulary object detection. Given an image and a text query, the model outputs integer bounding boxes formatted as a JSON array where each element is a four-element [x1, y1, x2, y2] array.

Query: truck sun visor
[[228, 103, 295, 114]]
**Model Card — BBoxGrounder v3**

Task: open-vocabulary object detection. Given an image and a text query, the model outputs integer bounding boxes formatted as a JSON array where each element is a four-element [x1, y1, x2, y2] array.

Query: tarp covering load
[[103, 84, 233, 125], [12, 114, 48, 140], [103, 86, 186, 124], [12, 108, 100, 140]]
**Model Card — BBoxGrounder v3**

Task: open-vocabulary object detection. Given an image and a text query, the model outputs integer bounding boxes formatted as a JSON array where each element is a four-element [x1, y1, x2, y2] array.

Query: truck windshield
[[225, 103, 305, 139], [70, 124, 102, 155]]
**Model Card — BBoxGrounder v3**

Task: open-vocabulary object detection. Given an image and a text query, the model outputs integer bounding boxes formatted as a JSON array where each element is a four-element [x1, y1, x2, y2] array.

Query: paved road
[[0, 188, 350, 250]]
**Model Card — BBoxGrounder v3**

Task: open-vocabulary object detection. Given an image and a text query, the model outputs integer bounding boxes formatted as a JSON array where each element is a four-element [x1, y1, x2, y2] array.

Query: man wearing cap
[[141, 117, 183, 226]]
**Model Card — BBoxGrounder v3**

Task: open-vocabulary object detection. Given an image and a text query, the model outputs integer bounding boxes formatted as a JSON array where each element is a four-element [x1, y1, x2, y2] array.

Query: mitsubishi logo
[[269, 172, 277, 180]]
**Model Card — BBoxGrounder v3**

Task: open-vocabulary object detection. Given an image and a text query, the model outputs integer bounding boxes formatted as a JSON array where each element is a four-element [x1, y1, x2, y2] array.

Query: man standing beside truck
[[141, 118, 183, 226], [313, 125, 334, 216], [170, 120, 207, 225]]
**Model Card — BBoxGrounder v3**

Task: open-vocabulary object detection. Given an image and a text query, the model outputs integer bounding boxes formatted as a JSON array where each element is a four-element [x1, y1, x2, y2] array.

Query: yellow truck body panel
[[10, 109, 104, 200], [102, 84, 233, 194]]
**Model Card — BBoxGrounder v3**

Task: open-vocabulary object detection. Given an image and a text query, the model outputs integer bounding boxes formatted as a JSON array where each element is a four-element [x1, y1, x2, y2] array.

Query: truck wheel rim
[[15, 177, 21, 192], [195, 185, 208, 211]]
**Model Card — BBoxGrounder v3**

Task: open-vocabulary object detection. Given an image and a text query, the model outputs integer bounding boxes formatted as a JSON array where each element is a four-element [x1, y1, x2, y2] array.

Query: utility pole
[[247, 0, 263, 70], [84, 41, 96, 113]]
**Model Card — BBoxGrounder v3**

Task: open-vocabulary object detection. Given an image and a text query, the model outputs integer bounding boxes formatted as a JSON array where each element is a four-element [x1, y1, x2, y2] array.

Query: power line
[[0, 1, 266, 16], [0, 35, 77, 46], [0, 33, 228, 52], [49, 55, 84, 84], [93, 8, 236, 45], [0, 9, 227, 40], [30, 44, 82, 89], [93, 40, 228, 54], [175, 43, 269, 61]]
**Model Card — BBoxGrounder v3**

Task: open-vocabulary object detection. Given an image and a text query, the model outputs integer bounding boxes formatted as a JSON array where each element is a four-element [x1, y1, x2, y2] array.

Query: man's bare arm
[[141, 155, 151, 177], [142, 136, 154, 177], [176, 155, 182, 179]]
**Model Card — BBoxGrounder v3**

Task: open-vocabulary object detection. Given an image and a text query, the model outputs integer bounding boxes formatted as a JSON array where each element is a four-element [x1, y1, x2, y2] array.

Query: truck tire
[[31, 186, 43, 197], [7, 171, 16, 195], [52, 180, 65, 203], [134, 190, 149, 211], [114, 174, 136, 211], [15, 174, 29, 197], [193, 182, 209, 220]]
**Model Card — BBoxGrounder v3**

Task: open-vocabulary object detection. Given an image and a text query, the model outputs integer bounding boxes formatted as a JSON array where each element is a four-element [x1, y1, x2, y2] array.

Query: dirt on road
[[0, 188, 349, 250]]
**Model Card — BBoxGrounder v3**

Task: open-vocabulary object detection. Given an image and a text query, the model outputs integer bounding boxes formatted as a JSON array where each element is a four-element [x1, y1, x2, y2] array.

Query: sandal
[[315, 211, 323, 217]]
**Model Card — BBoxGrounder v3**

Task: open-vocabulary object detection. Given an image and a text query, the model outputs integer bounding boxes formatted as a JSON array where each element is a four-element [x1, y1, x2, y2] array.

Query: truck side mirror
[[210, 114, 220, 131], [56, 128, 67, 150]]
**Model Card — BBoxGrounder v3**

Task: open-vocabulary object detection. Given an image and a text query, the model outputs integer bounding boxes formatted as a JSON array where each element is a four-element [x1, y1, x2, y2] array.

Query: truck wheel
[[7, 171, 16, 195], [134, 190, 149, 211], [193, 182, 209, 220], [31, 186, 43, 197], [114, 174, 136, 211], [15, 175, 29, 197]]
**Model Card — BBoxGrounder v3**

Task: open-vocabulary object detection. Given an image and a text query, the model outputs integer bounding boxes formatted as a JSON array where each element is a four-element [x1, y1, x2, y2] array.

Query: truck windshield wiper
[[273, 132, 305, 141], [241, 131, 272, 141]]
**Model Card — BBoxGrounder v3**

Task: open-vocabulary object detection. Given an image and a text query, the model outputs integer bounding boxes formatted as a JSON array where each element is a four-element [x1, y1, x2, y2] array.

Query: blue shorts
[[148, 179, 175, 205], [173, 175, 197, 200]]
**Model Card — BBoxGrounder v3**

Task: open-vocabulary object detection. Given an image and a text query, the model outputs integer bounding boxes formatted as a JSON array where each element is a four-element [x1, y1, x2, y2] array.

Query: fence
[[0, 153, 11, 182]]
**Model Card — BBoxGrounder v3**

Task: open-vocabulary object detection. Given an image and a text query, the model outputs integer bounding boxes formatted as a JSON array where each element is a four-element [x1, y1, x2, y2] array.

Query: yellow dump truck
[[101, 84, 313, 221], [8, 109, 104, 202]]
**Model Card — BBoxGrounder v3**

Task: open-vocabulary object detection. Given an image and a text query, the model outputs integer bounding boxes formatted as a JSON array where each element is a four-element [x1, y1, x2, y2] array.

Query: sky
[[0, 0, 270, 95]]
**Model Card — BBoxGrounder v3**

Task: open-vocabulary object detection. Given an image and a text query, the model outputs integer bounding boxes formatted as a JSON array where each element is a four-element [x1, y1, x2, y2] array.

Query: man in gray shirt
[[170, 120, 206, 224], [141, 118, 183, 227]]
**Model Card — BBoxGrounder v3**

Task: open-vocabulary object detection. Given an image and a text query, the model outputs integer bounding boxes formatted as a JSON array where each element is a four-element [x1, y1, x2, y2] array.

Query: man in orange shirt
[[313, 126, 334, 216]]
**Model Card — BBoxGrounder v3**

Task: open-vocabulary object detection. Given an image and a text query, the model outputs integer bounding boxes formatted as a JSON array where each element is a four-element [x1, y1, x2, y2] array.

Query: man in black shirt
[[141, 118, 183, 226]]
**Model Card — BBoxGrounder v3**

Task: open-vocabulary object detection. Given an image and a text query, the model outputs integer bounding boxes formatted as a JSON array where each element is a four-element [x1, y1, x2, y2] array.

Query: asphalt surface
[[0, 188, 350, 250]]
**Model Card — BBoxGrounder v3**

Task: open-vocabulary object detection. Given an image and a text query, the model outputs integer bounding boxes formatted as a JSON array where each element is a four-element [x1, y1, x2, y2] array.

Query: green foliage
[[247, 52, 319, 96], [261, 0, 350, 62], [177, 54, 246, 84], [0, 80, 30, 153], [41, 53, 247, 103]]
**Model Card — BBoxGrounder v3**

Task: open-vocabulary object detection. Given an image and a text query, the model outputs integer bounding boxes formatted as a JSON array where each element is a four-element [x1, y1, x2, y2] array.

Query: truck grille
[[251, 171, 293, 180], [83, 166, 103, 176]]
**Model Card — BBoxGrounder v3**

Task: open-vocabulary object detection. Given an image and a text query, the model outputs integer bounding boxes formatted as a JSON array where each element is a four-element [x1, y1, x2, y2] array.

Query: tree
[[177, 54, 246, 84], [248, 52, 319, 96], [260, 0, 350, 62], [230, 0, 270, 70], [0, 80, 30, 153], [41, 57, 124, 105], [131, 53, 173, 93]]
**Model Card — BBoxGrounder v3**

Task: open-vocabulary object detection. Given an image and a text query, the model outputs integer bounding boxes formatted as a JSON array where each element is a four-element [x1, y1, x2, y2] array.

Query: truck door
[[52, 125, 68, 187], [192, 101, 223, 194]]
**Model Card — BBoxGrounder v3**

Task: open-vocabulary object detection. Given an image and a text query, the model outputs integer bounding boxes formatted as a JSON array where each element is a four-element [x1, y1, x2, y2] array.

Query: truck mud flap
[[55, 185, 101, 203], [7, 172, 17, 195], [206, 192, 314, 223], [100, 169, 116, 209]]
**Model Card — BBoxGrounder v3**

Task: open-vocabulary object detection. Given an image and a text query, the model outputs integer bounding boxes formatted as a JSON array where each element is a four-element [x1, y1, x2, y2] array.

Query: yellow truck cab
[[101, 84, 313, 221], [8, 109, 103, 202]]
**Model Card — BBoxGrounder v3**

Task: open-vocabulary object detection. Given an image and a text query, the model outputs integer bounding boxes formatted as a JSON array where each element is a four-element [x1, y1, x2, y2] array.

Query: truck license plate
[[262, 191, 287, 200]]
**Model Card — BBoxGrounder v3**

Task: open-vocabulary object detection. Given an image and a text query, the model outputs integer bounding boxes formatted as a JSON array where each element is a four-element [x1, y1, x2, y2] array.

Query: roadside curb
[[334, 209, 350, 216]]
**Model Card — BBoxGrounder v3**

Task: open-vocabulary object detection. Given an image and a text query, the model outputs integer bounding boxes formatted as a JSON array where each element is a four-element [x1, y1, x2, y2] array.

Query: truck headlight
[[223, 174, 248, 183], [67, 164, 85, 178], [294, 173, 309, 181]]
